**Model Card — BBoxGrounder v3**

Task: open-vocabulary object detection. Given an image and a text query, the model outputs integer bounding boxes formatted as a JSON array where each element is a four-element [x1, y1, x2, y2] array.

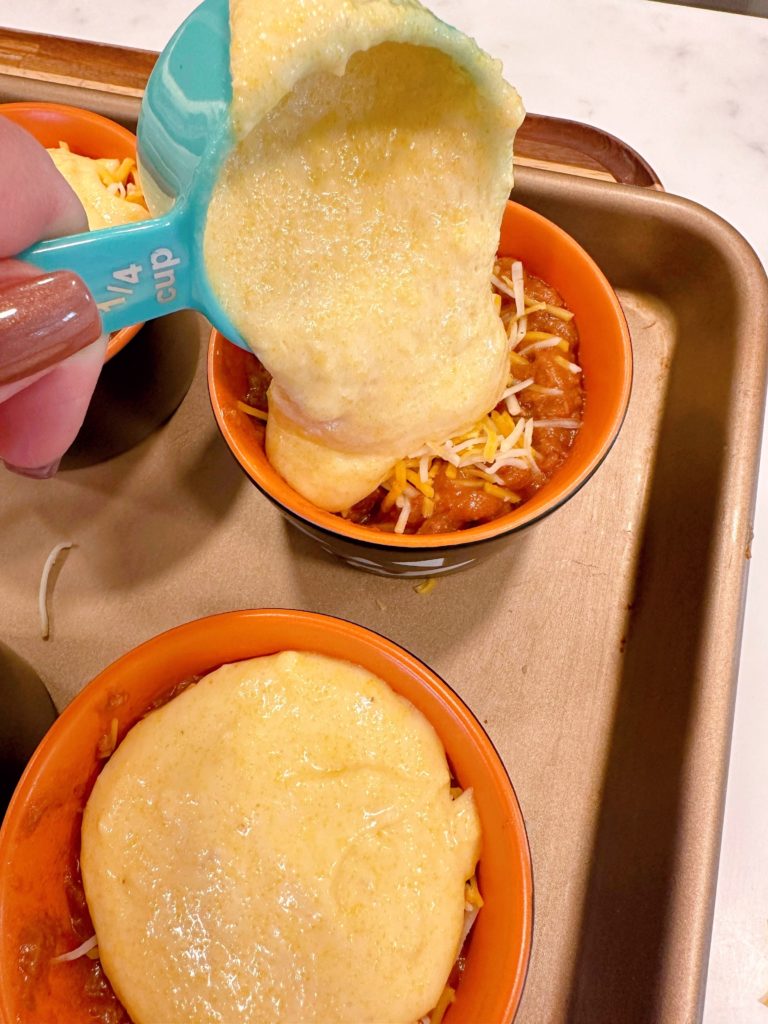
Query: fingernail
[[0, 271, 102, 386], [3, 458, 61, 479]]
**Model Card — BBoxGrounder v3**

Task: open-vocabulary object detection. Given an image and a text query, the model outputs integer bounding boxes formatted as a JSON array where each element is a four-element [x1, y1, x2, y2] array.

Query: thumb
[[0, 332, 109, 475]]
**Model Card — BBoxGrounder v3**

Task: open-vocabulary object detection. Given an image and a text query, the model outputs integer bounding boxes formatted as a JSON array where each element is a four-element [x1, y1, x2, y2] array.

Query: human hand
[[0, 116, 107, 478]]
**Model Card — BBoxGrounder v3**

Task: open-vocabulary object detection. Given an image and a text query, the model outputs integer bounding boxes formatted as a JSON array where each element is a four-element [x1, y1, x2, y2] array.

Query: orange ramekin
[[0, 101, 145, 360], [208, 200, 633, 576], [0, 610, 532, 1024]]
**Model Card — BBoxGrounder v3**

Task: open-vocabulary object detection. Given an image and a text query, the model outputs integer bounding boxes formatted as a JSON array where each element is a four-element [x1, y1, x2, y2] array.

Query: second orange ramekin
[[0, 609, 533, 1024], [209, 201, 633, 576], [0, 101, 145, 360]]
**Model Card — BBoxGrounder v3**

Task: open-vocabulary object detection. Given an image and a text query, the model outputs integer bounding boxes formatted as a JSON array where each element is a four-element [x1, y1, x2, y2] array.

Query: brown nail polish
[[0, 271, 102, 386]]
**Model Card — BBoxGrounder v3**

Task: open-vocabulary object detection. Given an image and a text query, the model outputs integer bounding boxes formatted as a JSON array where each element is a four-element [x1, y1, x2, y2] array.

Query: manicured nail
[[0, 271, 102, 386], [3, 458, 61, 479]]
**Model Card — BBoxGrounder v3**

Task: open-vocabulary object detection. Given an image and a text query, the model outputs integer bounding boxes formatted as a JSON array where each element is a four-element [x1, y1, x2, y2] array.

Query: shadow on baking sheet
[[46, 312, 246, 590], [0, 645, 56, 817], [283, 518, 535, 663], [560, 209, 740, 1022], [63, 311, 200, 470]]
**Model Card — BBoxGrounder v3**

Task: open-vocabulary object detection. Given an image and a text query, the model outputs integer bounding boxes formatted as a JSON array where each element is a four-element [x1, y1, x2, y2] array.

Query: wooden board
[[0, 27, 662, 187]]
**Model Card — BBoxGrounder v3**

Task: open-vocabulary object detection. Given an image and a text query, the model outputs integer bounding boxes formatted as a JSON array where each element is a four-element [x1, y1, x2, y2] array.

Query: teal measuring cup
[[19, 0, 249, 349]]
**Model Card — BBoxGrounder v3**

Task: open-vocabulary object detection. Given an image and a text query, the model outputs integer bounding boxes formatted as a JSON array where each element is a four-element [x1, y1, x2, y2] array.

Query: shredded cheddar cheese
[[544, 302, 575, 321], [465, 875, 484, 909], [380, 401, 543, 531], [236, 400, 269, 421], [47, 146, 150, 229], [429, 985, 456, 1024], [97, 717, 120, 760], [51, 934, 99, 964], [406, 469, 434, 498], [38, 540, 73, 640], [554, 354, 582, 374], [381, 487, 399, 514], [518, 336, 567, 357], [96, 157, 136, 187], [522, 331, 557, 342], [332, 265, 583, 532], [483, 482, 521, 503], [521, 300, 547, 316], [482, 420, 498, 462]]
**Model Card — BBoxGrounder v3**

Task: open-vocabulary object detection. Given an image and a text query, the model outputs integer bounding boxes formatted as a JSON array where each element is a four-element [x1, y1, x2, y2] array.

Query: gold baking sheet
[[1, 59, 768, 1024]]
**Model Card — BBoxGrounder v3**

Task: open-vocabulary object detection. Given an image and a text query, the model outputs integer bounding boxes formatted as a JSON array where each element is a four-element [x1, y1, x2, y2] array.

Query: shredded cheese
[[490, 274, 516, 302], [523, 417, 534, 448], [522, 331, 557, 342], [482, 420, 498, 462], [458, 904, 480, 952], [39, 541, 73, 641], [518, 336, 565, 357], [236, 400, 268, 421], [544, 302, 575, 321], [97, 717, 120, 760], [518, 300, 547, 317], [340, 263, 583, 530], [504, 392, 522, 416], [406, 469, 434, 498], [380, 487, 399, 513], [533, 418, 582, 429], [510, 261, 527, 348], [502, 378, 534, 398], [554, 355, 582, 374], [501, 417, 526, 448], [496, 410, 516, 435], [51, 934, 98, 964], [429, 985, 456, 1024], [482, 482, 521, 503], [465, 875, 484, 909], [96, 156, 136, 187], [394, 495, 412, 534], [414, 578, 437, 595]]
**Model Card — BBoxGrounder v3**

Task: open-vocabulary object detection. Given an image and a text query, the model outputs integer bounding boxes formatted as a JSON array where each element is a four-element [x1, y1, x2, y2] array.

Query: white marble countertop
[[3, 0, 768, 1019]]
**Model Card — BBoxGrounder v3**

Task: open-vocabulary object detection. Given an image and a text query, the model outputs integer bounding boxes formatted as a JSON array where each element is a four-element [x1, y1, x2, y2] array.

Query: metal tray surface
[[2, 70, 768, 1024]]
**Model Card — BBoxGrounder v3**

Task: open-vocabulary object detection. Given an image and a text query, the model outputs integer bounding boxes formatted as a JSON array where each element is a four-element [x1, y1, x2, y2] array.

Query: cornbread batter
[[81, 652, 481, 1024], [204, 0, 524, 510], [47, 147, 149, 229]]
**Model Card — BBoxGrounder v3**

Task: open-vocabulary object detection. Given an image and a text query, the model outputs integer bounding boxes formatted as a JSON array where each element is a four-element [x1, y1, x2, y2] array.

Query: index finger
[[0, 116, 88, 258]]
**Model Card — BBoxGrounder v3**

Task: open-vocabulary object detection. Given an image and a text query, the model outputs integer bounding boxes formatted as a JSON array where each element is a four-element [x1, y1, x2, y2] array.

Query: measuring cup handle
[[19, 207, 194, 333]]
